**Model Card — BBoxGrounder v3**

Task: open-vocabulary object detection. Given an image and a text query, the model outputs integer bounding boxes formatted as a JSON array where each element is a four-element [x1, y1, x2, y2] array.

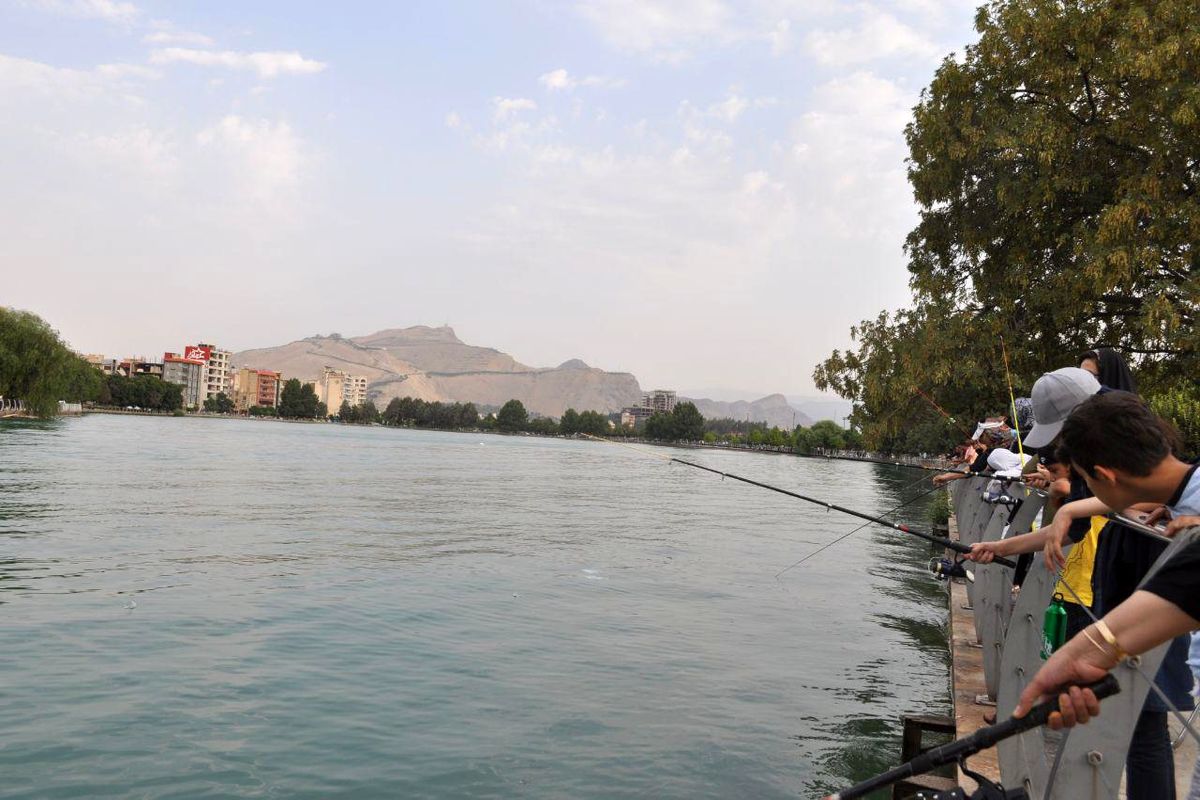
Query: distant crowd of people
[[929, 347, 1199, 800]]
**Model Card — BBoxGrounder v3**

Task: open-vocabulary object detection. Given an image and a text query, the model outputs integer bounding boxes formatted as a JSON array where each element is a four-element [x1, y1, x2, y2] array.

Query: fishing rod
[[915, 386, 976, 440], [776, 475, 943, 577], [584, 436, 1017, 569], [825, 674, 1121, 800]]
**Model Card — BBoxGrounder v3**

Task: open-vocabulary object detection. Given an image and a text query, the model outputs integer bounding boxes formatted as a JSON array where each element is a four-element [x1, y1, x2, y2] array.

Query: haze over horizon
[[2, 0, 981, 396]]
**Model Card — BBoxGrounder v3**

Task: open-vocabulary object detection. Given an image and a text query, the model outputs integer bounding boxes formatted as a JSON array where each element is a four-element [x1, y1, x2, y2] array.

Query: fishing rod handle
[[968, 673, 1120, 747], [829, 676, 1118, 800], [939, 537, 1018, 570], [905, 674, 1123, 777]]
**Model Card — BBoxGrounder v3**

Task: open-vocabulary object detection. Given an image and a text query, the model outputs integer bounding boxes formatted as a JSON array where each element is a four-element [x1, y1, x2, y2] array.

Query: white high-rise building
[[184, 343, 232, 400], [642, 389, 677, 414], [313, 367, 369, 411]]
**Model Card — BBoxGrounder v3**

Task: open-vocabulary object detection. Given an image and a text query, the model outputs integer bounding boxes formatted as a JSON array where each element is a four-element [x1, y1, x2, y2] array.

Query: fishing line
[[582, 434, 1015, 568], [999, 336, 1027, 463], [775, 473, 942, 578], [915, 386, 975, 439]]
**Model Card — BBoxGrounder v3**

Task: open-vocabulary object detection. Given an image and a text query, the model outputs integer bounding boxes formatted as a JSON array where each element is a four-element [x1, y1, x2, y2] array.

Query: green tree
[[278, 379, 321, 419], [808, 420, 847, 450], [526, 416, 559, 435], [202, 392, 235, 414], [1149, 386, 1200, 460], [496, 399, 528, 432], [670, 402, 704, 441], [338, 400, 356, 422], [816, 0, 1200, 447], [0, 307, 102, 417], [560, 408, 580, 435], [643, 411, 674, 441]]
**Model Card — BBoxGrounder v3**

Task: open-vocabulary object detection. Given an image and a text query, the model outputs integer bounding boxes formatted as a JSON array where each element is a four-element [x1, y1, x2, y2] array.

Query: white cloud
[[707, 93, 748, 122], [445, 111, 463, 129], [25, 0, 137, 21], [143, 30, 215, 46], [196, 115, 306, 202], [574, 0, 735, 63], [803, 11, 940, 66], [537, 68, 625, 92], [491, 96, 537, 121], [95, 63, 160, 80], [0, 53, 154, 101], [149, 48, 327, 79], [67, 125, 178, 180]]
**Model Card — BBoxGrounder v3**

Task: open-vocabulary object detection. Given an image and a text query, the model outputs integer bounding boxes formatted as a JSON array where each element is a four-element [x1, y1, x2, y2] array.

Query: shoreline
[[40, 408, 953, 470]]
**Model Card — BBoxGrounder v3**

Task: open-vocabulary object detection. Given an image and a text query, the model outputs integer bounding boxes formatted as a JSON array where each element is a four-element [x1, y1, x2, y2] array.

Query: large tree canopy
[[816, 0, 1199, 450]]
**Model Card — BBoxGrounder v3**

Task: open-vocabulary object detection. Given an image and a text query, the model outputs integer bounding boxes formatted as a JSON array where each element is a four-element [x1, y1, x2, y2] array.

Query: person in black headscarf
[[1080, 347, 1138, 393]]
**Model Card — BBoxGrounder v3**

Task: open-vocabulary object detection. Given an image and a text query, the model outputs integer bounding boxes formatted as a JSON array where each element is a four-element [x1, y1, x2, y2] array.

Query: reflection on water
[[0, 415, 950, 799]]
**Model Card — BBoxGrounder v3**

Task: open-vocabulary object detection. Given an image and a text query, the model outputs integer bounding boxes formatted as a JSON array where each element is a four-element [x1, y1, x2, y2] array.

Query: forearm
[[1095, 591, 1199, 656], [996, 529, 1048, 556], [1059, 497, 1112, 521]]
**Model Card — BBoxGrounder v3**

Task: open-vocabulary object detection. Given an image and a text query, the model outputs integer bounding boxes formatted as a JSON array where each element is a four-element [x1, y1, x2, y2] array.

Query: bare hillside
[[233, 327, 641, 416]]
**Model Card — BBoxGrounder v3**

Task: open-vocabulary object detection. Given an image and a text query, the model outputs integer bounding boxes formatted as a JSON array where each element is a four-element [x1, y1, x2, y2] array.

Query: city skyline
[[2, 0, 981, 396]]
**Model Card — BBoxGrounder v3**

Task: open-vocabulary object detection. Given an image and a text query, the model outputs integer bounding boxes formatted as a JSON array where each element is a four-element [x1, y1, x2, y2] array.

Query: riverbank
[[64, 408, 952, 470]]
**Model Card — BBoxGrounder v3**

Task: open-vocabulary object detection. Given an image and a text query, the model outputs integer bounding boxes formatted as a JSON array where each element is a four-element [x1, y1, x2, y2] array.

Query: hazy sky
[[1, 0, 980, 397]]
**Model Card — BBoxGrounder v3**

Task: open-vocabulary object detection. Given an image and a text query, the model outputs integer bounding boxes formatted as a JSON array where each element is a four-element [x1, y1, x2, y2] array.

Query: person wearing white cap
[[1022, 367, 1101, 449]]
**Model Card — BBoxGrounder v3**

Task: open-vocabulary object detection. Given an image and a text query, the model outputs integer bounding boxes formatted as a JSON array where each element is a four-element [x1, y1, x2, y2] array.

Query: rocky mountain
[[683, 393, 814, 430], [234, 326, 828, 427], [232, 326, 642, 418]]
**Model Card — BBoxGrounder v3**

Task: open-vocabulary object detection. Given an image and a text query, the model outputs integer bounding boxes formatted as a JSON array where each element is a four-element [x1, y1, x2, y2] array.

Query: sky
[[0, 0, 982, 398]]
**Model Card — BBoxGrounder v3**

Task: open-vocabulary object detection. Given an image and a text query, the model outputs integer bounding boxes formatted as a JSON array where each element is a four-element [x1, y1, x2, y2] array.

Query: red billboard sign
[[184, 345, 211, 363]]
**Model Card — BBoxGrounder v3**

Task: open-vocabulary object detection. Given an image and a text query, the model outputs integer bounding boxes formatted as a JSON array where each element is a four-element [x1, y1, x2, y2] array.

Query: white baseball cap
[[1024, 367, 1101, 448]]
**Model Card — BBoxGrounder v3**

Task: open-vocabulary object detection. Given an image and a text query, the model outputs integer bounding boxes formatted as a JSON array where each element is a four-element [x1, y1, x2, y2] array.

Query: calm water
[[0, 415, 949, 799]]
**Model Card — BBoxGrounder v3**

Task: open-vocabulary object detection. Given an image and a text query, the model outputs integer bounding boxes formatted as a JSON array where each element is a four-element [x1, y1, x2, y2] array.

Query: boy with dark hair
[[1016, 392, 1200, 800]]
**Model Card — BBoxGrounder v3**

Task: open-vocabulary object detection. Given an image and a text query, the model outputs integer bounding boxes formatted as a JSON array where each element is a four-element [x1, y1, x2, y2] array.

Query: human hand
[[933, 473, 957, 487], [1144, 505, 1169, 526], [1043, 513, 1071, 571], [1024, 472, 1050, 490], [1165, 515, 1200, 538], [1012, 635, 1112, 728], [965, 541, 1003, 564]]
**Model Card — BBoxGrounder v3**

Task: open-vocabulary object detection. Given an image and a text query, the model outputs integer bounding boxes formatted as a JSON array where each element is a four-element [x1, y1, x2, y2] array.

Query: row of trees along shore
[[812, 0, 1199, 459]]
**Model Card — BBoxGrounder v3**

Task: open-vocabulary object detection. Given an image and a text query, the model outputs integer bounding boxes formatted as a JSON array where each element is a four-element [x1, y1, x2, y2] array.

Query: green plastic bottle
[[1040, 593, 1068, 660]]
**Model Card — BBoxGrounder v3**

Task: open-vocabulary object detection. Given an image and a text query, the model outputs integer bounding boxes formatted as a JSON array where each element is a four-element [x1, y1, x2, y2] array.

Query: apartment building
[[163, 353, 205, 409], [312, 367, 368, 411], [233, 368, 283, 412], [642, 389, 677, 414], [186, 343, 232, 400]]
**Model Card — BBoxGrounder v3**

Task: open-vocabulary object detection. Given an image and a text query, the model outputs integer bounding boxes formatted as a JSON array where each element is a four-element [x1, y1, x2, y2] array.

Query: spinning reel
[[930, 555, 974, 583]]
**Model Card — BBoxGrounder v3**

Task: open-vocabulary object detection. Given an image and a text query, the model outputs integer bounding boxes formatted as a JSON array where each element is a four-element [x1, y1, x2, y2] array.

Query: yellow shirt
[[1055, 516, 1105, 608]]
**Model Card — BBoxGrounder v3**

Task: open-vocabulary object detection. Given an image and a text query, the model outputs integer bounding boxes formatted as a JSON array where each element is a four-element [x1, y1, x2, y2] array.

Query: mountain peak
[[353, 325, 463, 346], [558, 358, 590, 370]]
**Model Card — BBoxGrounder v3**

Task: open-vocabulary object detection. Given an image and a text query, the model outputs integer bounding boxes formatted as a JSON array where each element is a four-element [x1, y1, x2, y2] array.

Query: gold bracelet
[[1082, 629, 1119, 663], [1093, 620, 1129, 661]]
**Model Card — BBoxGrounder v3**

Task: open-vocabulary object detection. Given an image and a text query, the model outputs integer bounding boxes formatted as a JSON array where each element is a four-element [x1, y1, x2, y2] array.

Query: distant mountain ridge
[[233, 326, 641, 418], [683, 393, 813, 430], [233, 325, 827, 427]]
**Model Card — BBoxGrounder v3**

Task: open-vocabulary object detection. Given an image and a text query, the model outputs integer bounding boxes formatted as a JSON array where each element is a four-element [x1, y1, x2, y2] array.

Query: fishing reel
[[981, 489, 1018, 507], [915, 760, 1027, 800], [930, 555, 974, 583]]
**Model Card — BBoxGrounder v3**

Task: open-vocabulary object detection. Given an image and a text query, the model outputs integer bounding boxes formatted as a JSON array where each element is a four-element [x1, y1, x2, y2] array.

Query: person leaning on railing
[[1009, 393, 1200, 800]]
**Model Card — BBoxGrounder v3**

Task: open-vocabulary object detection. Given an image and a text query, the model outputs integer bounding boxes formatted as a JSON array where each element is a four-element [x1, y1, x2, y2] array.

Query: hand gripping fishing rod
[[825, 674, 1121, 800], [666, 454, 1018, 569]]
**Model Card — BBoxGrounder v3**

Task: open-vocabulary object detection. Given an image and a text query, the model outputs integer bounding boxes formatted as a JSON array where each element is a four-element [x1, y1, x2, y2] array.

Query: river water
[[0, 414, 950, 798]]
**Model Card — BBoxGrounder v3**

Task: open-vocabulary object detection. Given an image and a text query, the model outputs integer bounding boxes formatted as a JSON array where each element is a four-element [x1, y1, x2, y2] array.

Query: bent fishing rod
[[584, 436, 1017, 569], [826, 674, 1121, 800]]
